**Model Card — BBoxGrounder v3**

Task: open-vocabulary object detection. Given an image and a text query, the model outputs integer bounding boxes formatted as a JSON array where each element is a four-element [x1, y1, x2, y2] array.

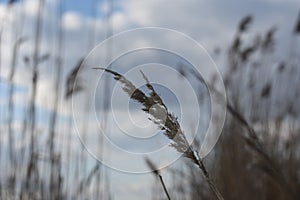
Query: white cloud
[[98, 1, 110, 15], [24, 0, 40, 16], [62, 11, 83, 31], [117, 0, 299, 52], [112, 12, 127, 30], [0, 4, 6, 19]]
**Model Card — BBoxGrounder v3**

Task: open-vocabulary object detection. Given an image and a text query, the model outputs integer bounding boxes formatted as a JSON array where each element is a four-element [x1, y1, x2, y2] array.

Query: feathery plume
[[94, 67, 224, 200]]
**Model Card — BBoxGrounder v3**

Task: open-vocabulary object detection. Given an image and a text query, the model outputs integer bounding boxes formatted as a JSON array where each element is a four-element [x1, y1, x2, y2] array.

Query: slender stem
[[187, 146, 224, 200], [158, 174, 171, 200], [196, 158, 224, 200]]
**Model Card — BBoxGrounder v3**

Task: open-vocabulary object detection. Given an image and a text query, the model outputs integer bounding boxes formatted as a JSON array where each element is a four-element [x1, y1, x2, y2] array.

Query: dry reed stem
[[94, 67, 224, 200], [188, 67, 297, 199], [145, 157, 171, 200]]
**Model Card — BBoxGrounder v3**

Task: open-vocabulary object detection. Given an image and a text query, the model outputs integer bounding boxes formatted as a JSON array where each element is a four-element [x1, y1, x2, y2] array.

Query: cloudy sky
[[0, 0, 299, 199]]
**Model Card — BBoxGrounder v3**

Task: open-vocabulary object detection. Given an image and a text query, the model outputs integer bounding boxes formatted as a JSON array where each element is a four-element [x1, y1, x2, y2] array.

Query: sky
[[0, 0, 299, 199]]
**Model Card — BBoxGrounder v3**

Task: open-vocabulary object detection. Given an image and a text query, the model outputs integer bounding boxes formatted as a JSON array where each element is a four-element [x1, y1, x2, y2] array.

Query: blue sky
[[0, 0, 103, 15]]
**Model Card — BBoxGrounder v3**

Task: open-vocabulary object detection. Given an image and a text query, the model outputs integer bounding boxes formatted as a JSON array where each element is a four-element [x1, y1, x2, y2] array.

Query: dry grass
[[169, 14, 300, 200], [94, 67, 224, 200]]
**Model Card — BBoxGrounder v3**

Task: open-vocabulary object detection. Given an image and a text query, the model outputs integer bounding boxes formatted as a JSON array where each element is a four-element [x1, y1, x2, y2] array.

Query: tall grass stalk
[[94, 67, 224, 200], [7, 37, 26, 167], [47, 0, 65, 198], [145, 157, 172, 200], [24, 0, 45, 195]]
